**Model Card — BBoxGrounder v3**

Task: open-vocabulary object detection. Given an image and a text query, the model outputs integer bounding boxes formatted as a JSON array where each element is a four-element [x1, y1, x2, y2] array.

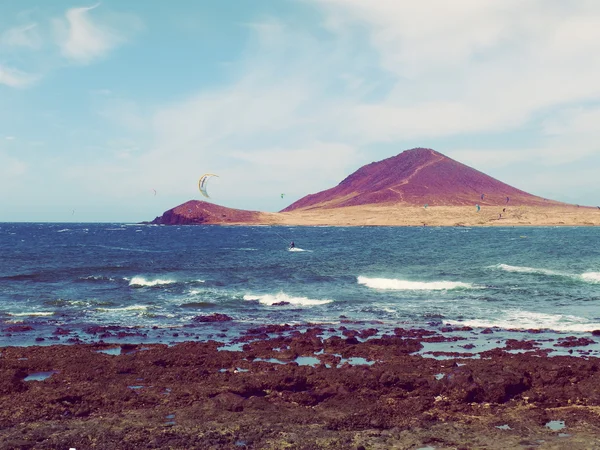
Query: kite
[[476, 204, 481, 212], [198, 173, 219, 198], [281, 193, 285, 199], [481, 194, 485, 200]]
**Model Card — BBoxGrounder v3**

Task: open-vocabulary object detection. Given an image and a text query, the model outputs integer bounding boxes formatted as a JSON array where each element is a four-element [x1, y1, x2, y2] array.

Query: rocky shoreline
[[2, 323, 600, 449]]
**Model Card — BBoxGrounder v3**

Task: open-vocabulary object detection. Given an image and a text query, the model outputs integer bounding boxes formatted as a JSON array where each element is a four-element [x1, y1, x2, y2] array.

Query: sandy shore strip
[[242, 205, 600, 227]]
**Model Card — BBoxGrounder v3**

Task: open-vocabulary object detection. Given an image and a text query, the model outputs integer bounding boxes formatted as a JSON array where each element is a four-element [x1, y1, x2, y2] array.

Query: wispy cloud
[[0, 4, 142, 89], [0, 23, 41, 49], [0, 65, 37, 88], [53, 3, 129, 64], [310, 0, 600, 143]]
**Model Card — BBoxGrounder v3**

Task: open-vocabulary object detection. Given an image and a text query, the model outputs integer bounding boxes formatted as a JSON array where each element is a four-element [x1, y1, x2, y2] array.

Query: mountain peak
[[282, 148, 560, 211]]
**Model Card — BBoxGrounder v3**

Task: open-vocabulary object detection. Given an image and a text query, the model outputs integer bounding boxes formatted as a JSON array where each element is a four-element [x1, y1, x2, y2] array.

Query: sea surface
[[2, 223, 600, 356]]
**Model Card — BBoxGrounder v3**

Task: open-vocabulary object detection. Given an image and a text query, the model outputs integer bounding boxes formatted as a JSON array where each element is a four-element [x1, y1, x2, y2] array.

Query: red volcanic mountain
[[151, 200, 264, 225], [282, 148, 561, 211]]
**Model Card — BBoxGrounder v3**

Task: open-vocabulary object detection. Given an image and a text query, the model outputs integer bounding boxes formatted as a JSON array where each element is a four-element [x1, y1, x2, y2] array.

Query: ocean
[[2, 223, 600, 356]]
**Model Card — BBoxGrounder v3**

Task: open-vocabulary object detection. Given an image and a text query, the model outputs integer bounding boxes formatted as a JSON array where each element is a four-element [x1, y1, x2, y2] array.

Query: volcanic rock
[[151, 200, 265, 225]]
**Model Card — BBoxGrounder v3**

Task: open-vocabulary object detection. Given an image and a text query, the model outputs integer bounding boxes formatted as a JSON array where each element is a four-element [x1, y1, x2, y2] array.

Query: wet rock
[[555, 336, 595, 347], [192, 313, 233, 323], [5, 326, 34, 333]]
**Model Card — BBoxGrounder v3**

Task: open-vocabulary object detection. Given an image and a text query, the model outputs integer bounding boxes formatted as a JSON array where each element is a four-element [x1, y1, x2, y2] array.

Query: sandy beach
[[249, 205, 600, 228]]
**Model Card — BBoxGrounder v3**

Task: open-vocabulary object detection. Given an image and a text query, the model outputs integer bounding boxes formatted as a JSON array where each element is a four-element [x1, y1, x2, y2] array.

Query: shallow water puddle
[[24, 371, 57, 382], [254, 357, 286, 364], [96, 347, 122, 355], [434, 373, 445, 380], [295, 356, 320, 366], [496, 424, 511, 430], [218, 342, 245, 352], [545, 420, 566, 431], [338, 356, 375, 366], [164, 414, 176, 426]]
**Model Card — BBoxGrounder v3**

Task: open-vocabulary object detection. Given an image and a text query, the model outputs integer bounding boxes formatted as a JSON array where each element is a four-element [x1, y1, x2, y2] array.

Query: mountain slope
[[151, 200, 266, 225], [281, 148, 563, 211]]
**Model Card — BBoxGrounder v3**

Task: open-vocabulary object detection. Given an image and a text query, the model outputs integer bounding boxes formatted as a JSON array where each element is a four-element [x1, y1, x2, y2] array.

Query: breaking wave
[[494, 264, 563, 276], [357, 276, 473, 291], [449, 310, 598, 333], [243, 292, 332, 306], [128, 277, 177, 287], [580, 272, 600, 283], [495, 264, 600, 284]]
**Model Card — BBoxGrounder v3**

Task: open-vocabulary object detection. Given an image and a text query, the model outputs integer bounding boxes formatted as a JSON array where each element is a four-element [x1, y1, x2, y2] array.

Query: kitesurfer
[[289, 241, 295, 249]]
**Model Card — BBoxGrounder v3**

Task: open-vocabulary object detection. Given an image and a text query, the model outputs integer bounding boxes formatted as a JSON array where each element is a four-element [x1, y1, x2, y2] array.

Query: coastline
[[264, 205, 600, 228], [2, 323, 600, 449], [152, 204, 600, 227]]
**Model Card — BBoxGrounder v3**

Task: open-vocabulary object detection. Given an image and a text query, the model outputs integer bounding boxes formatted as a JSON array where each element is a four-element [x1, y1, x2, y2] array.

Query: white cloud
[[53, 3, 140, 64], [42, 4, 600, 212], [0, 65, 37, 88], [310, 0, 600, 144], [0, 23, 41, 49]]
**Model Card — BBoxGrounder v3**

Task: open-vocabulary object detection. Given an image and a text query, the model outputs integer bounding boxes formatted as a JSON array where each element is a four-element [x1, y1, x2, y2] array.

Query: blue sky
[[1, 1, 600, 222]]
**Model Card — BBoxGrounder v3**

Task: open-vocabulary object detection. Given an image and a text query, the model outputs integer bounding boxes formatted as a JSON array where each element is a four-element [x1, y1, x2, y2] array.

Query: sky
[[1, 1, 600, 222]]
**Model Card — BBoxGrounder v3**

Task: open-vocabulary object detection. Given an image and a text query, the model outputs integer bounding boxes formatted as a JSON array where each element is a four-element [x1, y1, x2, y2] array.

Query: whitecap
[[357, 276, 473, 291], [494, 263, 563, 277], [580, 272, 600, 283], [449, 310, 598, 333], [243, 292, 332, 306], [129, 276, 177, 287], [96, 304, 149, 312], [9, 311, 54, 317]]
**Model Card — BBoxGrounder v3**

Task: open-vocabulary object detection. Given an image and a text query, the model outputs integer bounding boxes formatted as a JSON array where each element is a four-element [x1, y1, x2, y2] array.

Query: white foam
[[9, 311, 54, 317], [449, 310, 598, 333], [496, 265, 600, 284], [288, 247, 306, 252], [57, 229, 70, 233], [580, 272, 600, 283], [494, 264, 562, 276], [96, 304, 149, 312], [357, 276, 473, 291], [129, 276, 177, 287], [243, 292, 332, 306]]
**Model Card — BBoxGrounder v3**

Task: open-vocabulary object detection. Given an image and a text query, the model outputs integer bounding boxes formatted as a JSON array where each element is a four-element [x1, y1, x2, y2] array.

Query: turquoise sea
[[1, 223, 600, 356]]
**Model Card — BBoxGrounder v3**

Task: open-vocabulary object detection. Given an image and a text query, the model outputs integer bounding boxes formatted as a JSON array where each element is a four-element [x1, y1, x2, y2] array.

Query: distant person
[[503, 208, 506, 212], [289, 241, 295, 249]]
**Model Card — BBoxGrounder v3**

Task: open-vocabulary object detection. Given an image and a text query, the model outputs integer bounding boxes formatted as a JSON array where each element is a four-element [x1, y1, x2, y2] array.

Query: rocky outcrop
[[150, 200, 264, 225]]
